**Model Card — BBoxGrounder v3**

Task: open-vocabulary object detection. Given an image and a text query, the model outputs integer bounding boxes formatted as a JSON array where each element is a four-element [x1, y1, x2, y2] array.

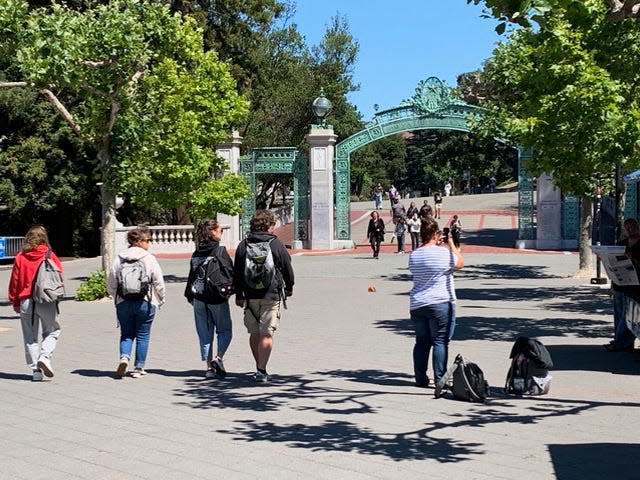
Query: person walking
[[433, 191, 443, 219], [446, 214, 463, 248], [8, 225, 64, 381], [406, 201, 419, 219], [108, 227, 165, 379], [444, 181, 452, 197], [605, 218, 640, 352], [419, 199, 433, 220], [184, 220, 234, 378], [233, 210, 294, 382], [407, 212, 421, 251], [367, 210, 385, 259], [391, 197, 406, 225], [373, 183, 384, 210], [409, 218, 463, 388], [394, 216, 407, 254]]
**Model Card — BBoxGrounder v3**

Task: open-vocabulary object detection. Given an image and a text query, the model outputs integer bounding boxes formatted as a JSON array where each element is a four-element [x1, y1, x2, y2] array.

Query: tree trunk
[[97, 147, 116, 272], [578, 196, 594, 271]]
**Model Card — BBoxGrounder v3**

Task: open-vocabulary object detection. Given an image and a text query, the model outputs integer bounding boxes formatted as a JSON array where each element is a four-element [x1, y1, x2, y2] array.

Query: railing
[[0, 236, 25, 258], [115, 224, 231, 254]]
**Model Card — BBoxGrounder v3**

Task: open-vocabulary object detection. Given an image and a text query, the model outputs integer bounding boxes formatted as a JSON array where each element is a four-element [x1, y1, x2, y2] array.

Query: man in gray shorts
[[233, 210, 294, 382]]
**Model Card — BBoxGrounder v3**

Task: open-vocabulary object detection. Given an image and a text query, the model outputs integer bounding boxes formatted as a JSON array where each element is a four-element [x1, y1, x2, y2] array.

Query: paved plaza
[[1, 193, 638, 479]]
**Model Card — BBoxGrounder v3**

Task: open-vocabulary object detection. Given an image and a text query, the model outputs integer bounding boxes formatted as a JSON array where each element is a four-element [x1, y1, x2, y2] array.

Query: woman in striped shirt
[[409, 218, 463, 388]]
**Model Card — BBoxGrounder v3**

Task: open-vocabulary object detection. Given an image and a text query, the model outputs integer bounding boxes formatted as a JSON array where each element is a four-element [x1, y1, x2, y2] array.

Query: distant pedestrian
[[391, 197, 406, 225], [489, 176, 497, 193], [409, 218, 464, 388], [419, 199, 433, 220], [373, 183, 384, 210], [108, 227, 166, 379], [367, 210, 385, 259], [446, 215, 463, 248], [394, 216, 407, 254], [444, 181, 452, 197], [8, 225, 64, 381], [388, 184, 398, 208], [184, 220, 234, 379], [433, 191, 443, 219], [233, 210, 295, 382], [407, 213, 421, 251], [406, 201, 419, 219]]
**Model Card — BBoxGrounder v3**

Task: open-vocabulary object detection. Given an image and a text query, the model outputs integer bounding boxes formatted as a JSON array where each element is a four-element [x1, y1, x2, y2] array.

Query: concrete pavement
[[0, 193, 638, 479]]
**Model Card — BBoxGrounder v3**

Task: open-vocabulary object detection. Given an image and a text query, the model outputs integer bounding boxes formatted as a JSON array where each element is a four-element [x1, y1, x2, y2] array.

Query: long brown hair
[[419, 218, 440, 244], [21, 225, 50, 252]]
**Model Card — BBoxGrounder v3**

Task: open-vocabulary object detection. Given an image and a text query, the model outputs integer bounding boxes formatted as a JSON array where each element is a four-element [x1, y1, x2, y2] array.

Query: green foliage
[[1, 0, 250, 220], [476, 1, 640, 196], [75, 269, 108, 301]]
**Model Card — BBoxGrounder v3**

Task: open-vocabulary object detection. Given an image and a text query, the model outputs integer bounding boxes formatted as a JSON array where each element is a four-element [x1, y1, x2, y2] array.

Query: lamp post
[[591, 182, 608, 284], [312, 88, 332, 127]]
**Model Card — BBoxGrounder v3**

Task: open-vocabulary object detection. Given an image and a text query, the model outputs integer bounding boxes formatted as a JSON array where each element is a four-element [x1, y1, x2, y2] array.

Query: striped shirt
[[408, 245, 456, 311]]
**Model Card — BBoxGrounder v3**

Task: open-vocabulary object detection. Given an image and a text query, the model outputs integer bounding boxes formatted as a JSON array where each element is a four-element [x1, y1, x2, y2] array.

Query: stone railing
[[115, 224, 231, 255]]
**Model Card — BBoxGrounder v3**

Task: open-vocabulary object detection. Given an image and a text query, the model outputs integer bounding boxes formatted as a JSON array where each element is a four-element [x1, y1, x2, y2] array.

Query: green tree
[[0, 0, 248, 269], [475, 1, 640, 269]]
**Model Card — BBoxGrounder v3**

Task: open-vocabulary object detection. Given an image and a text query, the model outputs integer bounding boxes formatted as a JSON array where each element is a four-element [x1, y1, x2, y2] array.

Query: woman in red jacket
[[8, 225, 64, 381]]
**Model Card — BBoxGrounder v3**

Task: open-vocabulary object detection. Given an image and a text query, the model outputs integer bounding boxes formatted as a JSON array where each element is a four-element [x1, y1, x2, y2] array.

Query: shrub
[[75, 270, 108, 301]]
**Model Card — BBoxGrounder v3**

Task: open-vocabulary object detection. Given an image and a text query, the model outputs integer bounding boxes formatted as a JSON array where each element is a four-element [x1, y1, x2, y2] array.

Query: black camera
[[442, 227, 450, 242]]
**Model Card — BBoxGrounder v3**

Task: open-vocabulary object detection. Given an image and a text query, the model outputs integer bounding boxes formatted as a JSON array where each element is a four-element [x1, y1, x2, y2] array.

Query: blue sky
[[290, 0, 502, 121]]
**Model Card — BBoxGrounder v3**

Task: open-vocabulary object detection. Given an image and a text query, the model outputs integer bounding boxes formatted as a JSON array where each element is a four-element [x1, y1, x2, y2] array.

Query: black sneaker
[[254, 371, 270, 383], [212, 357, 226, 377]]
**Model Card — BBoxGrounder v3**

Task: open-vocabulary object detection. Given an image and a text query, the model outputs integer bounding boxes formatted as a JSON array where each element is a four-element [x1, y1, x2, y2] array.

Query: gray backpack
[[244, 239, 276, 291], [32, 250, 65, 305], [117, 256, 150, 301]]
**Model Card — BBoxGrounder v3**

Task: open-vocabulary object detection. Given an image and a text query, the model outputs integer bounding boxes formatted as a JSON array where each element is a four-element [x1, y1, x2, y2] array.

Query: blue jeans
[[193, 299, 232, 362], [411, 302, 456, 385], [612, 290, 636, 348], [116, 300, 156, 369]]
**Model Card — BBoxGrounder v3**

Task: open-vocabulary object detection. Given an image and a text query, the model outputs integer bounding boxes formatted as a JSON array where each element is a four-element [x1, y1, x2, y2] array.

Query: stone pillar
[[307, 126, 338, 250], [216, 130, 243, 249], [536, 173, 562, 249]]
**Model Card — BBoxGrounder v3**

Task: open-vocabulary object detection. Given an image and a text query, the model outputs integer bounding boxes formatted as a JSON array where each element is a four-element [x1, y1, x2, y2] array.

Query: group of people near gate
[[367, 188, 461, 257], [8, 210, 294, 383], [8, 210, 639, 394]]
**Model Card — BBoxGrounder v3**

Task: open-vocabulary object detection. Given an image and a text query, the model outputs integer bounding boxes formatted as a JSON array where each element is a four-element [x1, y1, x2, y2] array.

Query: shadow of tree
[[375, 316, 610, 342], [549, 443, 640, 479], [172, 368, 640, 463]]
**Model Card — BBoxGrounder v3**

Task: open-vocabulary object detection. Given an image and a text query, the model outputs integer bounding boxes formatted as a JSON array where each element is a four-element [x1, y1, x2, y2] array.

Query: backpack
[[189, 246, 234, 304], [244, 239, 277, 291], [435, 354, 489, 403], [117, 256, 150, 301], [505, 337, 553, 396], [32, 250, 64, 305]]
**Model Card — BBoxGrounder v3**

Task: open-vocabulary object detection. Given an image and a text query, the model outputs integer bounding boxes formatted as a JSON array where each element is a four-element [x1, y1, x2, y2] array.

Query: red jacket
[[8, 244, 64, 309]]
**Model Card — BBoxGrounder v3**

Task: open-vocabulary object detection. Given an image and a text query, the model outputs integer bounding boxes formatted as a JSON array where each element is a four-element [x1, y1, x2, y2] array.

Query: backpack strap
[[458, 361, 485, 402], [434, 354, 462, 398], [31, 248, 53, 325]]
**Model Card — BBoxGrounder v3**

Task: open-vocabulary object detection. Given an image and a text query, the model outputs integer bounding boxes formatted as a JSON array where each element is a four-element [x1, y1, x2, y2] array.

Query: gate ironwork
[[333, 77, 534, 242], [239, 147, 309, 241]]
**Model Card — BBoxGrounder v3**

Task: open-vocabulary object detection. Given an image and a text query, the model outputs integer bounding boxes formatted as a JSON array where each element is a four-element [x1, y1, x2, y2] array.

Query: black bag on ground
[[505, 336, 553, 396], [435, 354, 489, 403]]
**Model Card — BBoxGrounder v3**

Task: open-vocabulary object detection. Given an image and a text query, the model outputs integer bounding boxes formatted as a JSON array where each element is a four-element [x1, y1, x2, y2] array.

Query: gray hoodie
[[107, 246, 166, 306]]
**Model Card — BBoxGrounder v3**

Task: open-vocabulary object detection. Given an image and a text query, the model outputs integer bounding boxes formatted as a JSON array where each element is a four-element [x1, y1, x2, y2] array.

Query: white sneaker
[[116, 357, 128, 379], [32, 370, 44, 382], [131, 367, 147, 378], [37, 357, 54, 378]]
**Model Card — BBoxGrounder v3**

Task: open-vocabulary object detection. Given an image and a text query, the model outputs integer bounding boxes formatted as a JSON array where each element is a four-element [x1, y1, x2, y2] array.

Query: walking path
[[0, 193, 637, 479]]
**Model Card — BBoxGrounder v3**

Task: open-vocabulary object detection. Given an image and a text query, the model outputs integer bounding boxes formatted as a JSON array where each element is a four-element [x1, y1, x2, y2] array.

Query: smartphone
[[442, 227, 450, 242]]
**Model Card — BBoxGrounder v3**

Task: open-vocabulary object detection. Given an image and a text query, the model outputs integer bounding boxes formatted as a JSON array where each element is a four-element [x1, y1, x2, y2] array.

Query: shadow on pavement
[[462, 227, 518, 248], [172, 367, 640, 463], [0, 371, 32, 381], [375, 316, 611, 342], [549, 443, 640, 480]]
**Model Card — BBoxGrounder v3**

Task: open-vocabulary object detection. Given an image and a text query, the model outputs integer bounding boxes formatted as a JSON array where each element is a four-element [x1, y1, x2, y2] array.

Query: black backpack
[[435, 354, 489, 403], [505, 336, 553, 395], [187, 246, 234, 304]]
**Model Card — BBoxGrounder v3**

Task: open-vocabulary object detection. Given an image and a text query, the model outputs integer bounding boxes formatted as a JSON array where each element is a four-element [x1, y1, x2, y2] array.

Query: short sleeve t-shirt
[[409, 245, 456, 310]]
